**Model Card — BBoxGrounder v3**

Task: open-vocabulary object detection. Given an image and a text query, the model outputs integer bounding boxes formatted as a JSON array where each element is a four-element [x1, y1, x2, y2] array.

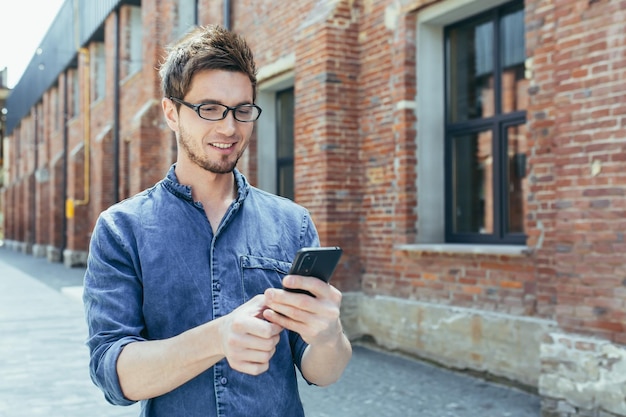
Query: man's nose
[[215, 110, 237, 135]]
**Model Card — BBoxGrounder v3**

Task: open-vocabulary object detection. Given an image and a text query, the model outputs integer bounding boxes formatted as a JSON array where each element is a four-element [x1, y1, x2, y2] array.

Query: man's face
[[164, 70, 255, 174]]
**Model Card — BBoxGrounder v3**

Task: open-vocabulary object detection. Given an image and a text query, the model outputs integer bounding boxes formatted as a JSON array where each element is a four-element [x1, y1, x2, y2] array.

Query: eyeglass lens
[[198, 104, 259, 122]]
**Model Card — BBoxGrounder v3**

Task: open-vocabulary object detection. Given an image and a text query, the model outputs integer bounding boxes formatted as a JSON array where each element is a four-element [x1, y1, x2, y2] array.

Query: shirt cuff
[[92, 336, 144, 406]]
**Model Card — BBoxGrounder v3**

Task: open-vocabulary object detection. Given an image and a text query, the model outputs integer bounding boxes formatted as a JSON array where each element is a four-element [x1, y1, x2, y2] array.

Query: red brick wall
[[359, 6, 420, 298], [290, 3, 363, 291], [541, 0, 626, 342], [527, 0, 626, 341], [524, 0, 558, 322]]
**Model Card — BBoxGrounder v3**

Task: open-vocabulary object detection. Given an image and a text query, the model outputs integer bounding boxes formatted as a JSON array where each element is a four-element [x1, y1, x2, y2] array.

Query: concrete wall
[[342, 292, 557, 389]]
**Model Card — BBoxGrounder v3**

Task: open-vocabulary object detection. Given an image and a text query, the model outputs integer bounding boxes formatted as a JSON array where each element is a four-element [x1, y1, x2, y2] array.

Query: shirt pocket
[[240, 255, 291, 302]]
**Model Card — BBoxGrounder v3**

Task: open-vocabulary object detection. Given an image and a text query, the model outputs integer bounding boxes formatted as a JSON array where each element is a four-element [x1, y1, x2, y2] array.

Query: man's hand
[[218, 294, 283, 375], [262, 275, 343, 347], [262, 275, 352, 386]]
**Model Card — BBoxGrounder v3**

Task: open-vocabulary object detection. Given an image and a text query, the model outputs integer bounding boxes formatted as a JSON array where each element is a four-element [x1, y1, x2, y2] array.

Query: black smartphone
[[285, 246, 343, 296]]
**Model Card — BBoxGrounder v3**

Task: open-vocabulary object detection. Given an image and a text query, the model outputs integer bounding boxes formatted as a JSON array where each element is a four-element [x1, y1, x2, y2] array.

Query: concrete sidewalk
[[0, 248, 139, 417], [0, 246, 540, 417]]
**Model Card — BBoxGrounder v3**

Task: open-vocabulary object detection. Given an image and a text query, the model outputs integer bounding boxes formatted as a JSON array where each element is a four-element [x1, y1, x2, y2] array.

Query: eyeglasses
[[169, 97, 262, 122]]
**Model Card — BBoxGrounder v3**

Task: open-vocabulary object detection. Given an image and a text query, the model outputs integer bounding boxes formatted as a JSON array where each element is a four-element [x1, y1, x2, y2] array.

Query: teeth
[[211, 143, 234, 149]]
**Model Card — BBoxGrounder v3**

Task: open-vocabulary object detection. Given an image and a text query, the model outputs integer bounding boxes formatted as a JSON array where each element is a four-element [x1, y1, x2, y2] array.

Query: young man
[[83, 25, 352, 417]]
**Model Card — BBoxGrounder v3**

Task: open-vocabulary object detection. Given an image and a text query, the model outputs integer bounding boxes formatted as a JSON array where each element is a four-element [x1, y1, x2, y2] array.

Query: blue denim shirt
[[83, 165, 319, 417]]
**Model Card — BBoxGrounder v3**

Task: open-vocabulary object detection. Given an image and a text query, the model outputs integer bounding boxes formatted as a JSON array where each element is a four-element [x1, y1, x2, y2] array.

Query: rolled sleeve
[[89, 337, 143, 405], [83, 212, 145, 406]]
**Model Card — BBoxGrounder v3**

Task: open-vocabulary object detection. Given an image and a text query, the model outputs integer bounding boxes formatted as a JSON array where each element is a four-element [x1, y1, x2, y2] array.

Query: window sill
[[395, 243, 533, 257]]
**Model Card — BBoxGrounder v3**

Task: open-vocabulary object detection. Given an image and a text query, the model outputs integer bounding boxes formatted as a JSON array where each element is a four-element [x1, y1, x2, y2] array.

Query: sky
[[0, 0, 66, 88]]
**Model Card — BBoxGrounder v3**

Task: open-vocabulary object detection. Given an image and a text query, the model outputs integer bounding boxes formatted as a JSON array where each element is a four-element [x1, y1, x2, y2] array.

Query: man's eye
[[200, 105, 221, 113]]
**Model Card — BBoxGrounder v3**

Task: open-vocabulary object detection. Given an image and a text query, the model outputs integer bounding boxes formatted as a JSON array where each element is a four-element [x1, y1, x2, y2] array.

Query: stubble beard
[[178, 125, 244, 174]]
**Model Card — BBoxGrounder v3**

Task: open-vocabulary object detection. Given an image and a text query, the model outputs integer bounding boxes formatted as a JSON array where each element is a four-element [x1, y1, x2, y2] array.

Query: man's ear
[[162, 97, 180, 132]]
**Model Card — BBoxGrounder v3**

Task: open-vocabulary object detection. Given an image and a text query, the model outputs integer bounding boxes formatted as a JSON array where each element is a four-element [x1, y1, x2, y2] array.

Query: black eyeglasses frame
[[169, 96, 262, 122]]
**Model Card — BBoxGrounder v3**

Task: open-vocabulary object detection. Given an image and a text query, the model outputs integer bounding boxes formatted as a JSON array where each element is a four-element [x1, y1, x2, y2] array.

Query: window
[[444, 1, 526, 244], [71, 69, 79, 118], [276, 88, 295, 200], [36, 103, 43, 144], [127, 6, 142, 77], [416, 0, 529, 246], [177, 0, 197, 39], [92, 43, 106, 102], [256, 67, 295, 199], [52, 86, 60, 132]]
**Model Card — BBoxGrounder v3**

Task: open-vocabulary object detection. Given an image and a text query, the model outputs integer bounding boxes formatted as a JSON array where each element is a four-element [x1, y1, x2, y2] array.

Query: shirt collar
[[162, 164, 250, 203]]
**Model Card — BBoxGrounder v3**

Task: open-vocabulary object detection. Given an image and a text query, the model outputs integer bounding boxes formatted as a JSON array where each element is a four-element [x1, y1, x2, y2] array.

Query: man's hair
[[159, 25, 257, 102]]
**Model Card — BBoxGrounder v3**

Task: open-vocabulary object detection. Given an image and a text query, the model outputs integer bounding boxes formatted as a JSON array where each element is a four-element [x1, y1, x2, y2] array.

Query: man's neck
[[174, 162, 236, 205]]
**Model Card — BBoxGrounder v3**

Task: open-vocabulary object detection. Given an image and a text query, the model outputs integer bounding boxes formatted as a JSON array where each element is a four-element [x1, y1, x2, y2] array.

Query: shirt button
[[214, 283, 221, 291], [220, 377, 228, 385]]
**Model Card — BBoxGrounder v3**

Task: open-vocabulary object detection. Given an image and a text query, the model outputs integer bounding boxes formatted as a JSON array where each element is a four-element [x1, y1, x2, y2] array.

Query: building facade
[[2, 0, 626, 415]]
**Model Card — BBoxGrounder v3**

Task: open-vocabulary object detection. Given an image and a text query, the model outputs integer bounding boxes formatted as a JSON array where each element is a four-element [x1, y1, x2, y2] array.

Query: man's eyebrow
[[196, 98, 254, 106]]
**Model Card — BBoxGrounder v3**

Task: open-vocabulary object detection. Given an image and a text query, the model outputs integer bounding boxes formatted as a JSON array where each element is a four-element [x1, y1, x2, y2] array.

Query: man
[[83, 25, 352, 417]]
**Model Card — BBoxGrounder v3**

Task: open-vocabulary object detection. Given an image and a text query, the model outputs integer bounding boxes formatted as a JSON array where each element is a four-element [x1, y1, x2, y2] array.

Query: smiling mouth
[[210, 142, 235, 149]]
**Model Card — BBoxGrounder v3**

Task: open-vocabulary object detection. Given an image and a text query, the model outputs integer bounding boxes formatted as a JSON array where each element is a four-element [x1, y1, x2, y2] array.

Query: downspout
[[113, 8, 120, 203], [61, 71, 69, 253], [224, 0, 231, 30]]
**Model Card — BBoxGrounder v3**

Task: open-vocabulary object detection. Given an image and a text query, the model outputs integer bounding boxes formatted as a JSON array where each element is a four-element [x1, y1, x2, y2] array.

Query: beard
[[178, 124, 246, 174]]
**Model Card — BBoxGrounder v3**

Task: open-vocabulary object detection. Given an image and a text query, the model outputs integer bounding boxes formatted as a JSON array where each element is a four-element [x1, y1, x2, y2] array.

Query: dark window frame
[[275, 87, 295, 200], [444, 1, 527, 245]]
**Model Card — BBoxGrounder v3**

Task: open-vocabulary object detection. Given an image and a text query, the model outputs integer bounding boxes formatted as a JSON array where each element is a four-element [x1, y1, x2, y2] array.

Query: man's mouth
[[210, 142, 235, 149]]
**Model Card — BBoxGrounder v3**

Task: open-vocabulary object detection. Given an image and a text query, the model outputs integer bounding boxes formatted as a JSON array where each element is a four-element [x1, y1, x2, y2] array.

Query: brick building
[[2, 0, 626, 415]]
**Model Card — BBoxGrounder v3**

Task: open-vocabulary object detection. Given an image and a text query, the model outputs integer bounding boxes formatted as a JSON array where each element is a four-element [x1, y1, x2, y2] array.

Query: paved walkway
[[0, 246, 541, 417]]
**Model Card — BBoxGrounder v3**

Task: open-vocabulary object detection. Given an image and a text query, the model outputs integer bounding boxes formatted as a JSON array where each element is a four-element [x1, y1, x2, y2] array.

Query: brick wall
[[551, 0, 626, 343], [526, 0, 626, 341], [291, 2, 363, 291]]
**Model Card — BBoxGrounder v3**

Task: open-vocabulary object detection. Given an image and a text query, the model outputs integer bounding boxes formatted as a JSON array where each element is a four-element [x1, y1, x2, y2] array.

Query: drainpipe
[[113, 9, 120, 203], [61, 70, 68, 254], [66, 47, 90, 217], [224, 0, 231, 30], [31, 106, 38, 248]]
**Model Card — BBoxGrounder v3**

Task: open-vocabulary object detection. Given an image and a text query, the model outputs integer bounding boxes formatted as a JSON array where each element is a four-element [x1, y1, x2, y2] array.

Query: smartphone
[[285, 246, 343, 296]]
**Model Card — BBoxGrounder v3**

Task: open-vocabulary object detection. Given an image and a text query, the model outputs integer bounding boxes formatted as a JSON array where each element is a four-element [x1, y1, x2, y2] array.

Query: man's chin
[[200, 160, 238, 175], [207, 167, 236, 175]]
